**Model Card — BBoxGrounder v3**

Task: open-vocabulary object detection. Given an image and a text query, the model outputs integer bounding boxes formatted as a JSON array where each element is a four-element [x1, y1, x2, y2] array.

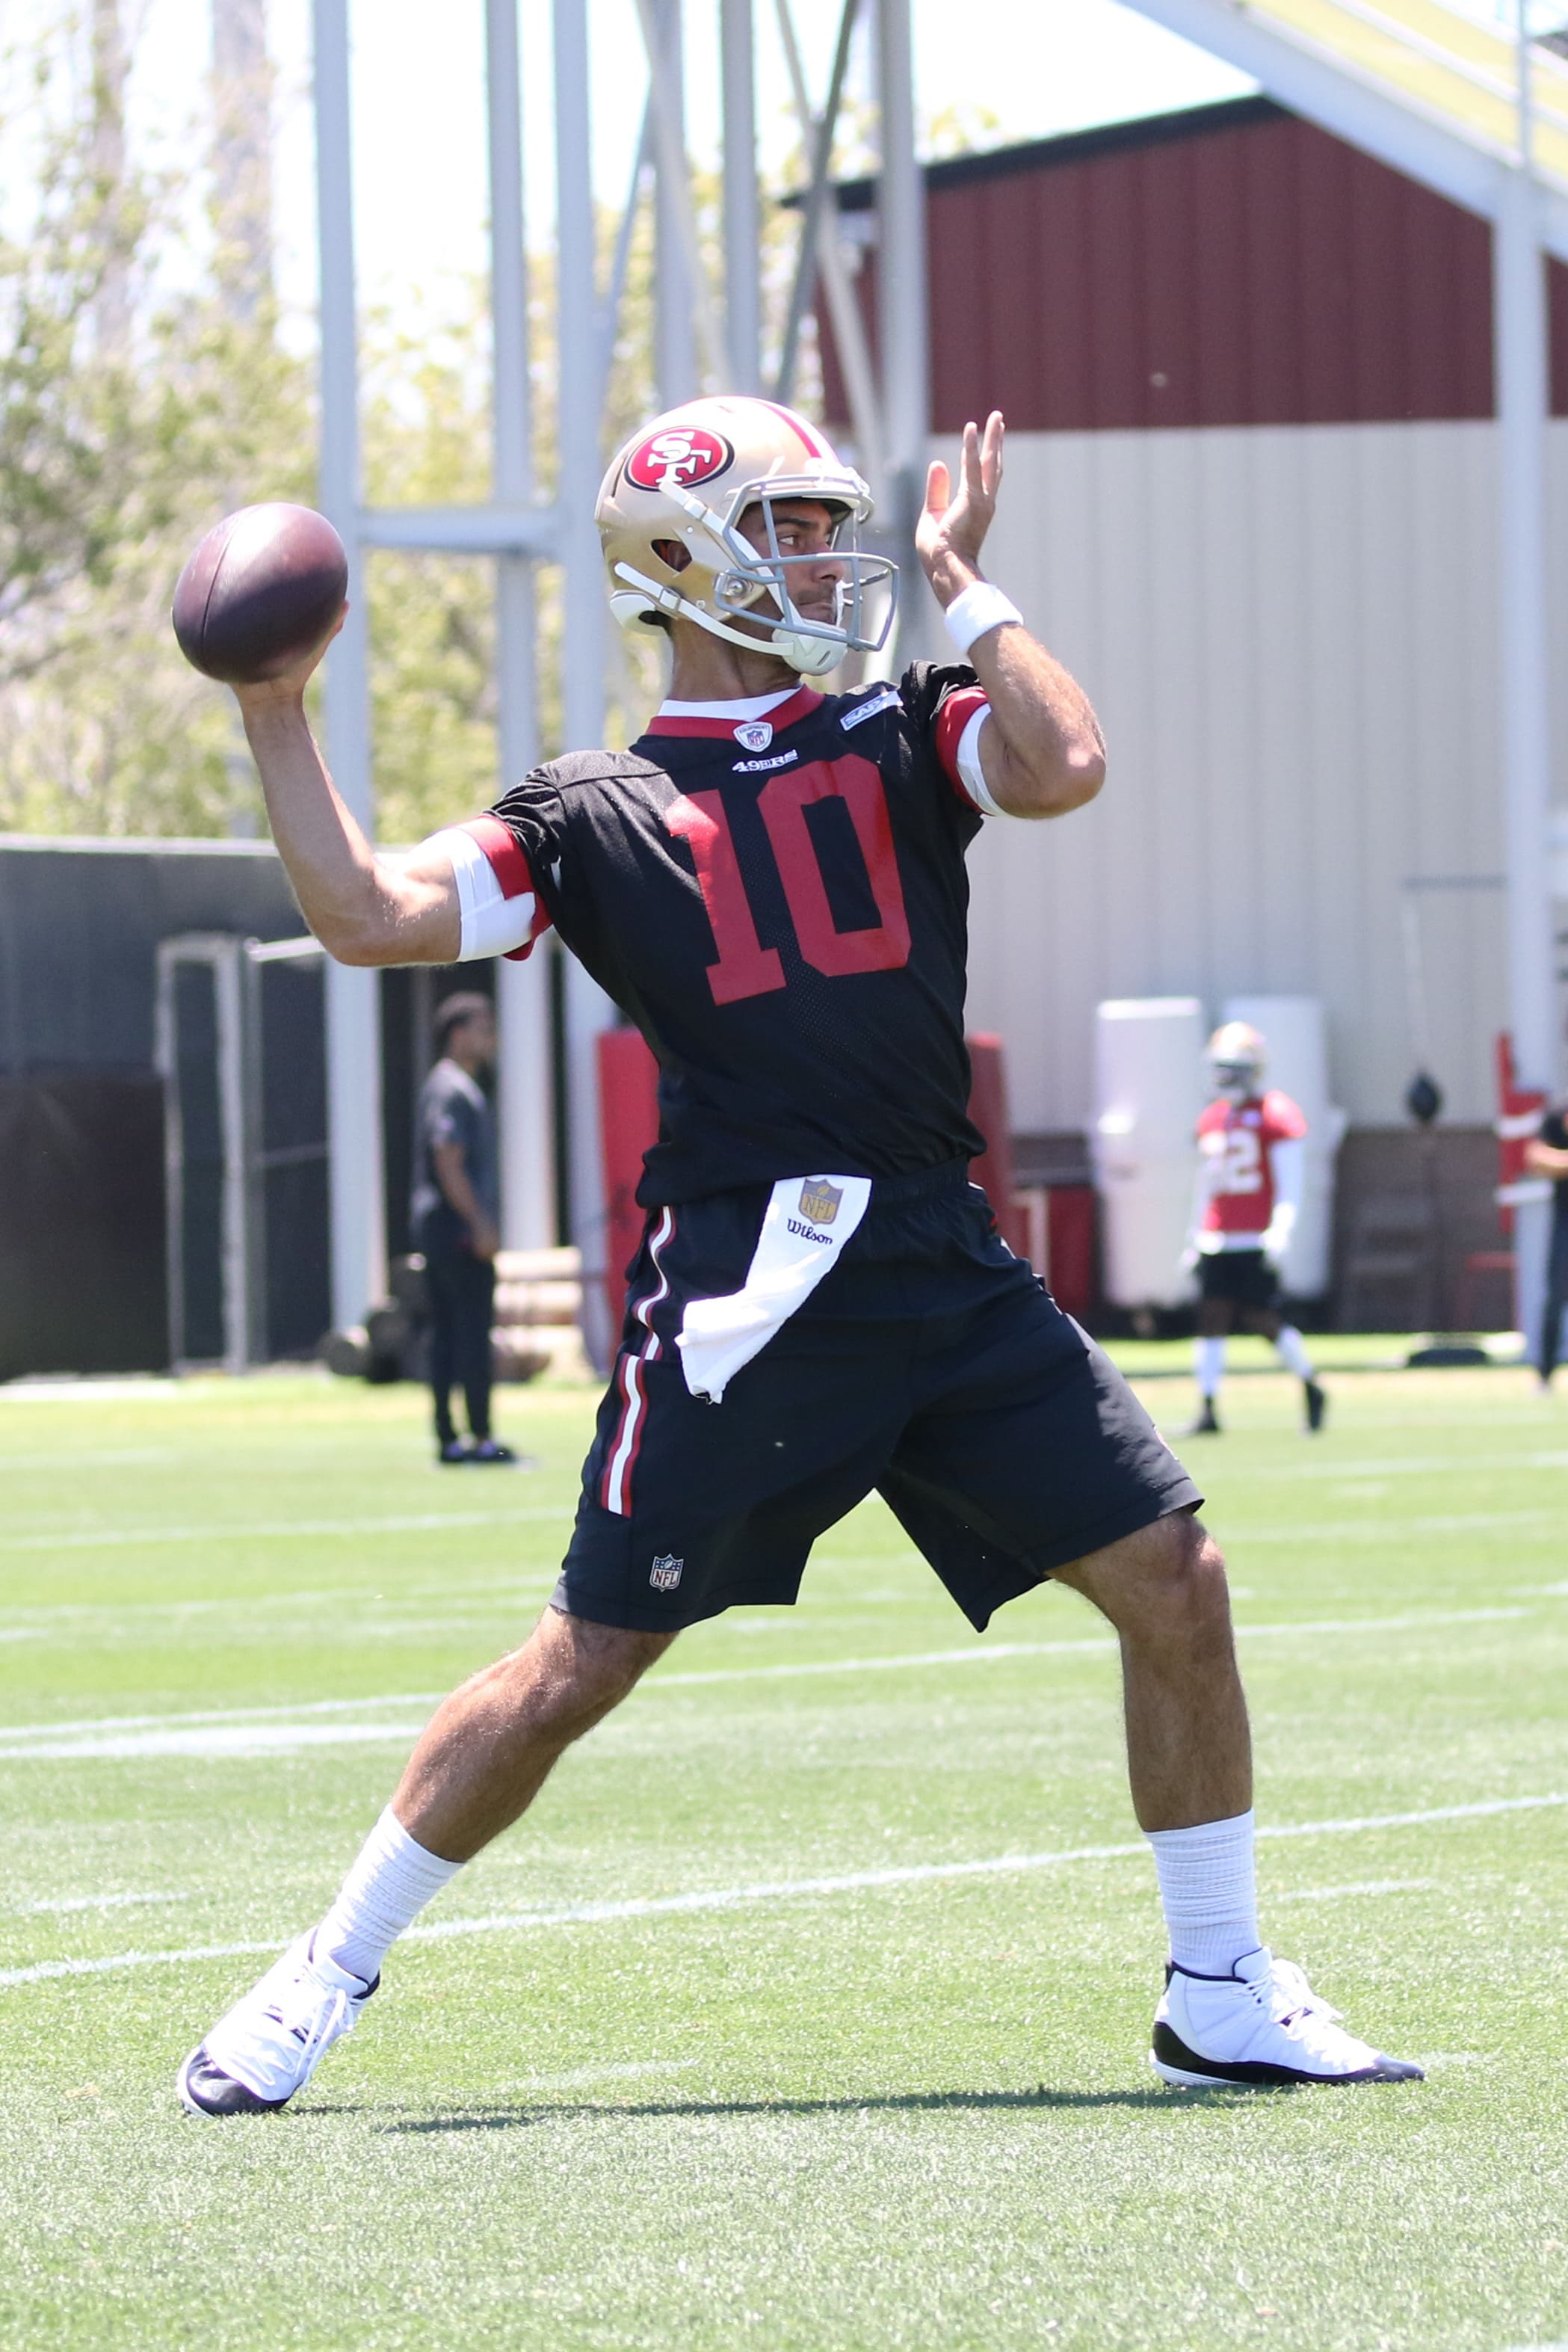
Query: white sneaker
[[1151, 1947, 1423, 2087], [176, 1935, 377, 2116]]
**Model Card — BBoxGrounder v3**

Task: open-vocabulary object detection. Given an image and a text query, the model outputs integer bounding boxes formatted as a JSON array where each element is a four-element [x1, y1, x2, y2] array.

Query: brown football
[[172, 502, 348, 685]]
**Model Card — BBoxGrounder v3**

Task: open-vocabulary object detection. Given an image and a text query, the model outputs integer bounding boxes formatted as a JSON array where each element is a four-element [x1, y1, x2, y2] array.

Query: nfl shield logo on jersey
[[798, 1178, 843, 1227], [734, 721, 774, 752], [649, 1554, 684, 1591]]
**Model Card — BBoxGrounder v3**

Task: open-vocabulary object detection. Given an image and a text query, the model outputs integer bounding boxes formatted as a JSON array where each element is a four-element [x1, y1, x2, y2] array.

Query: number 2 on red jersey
[[666, 755, 911, 1006]]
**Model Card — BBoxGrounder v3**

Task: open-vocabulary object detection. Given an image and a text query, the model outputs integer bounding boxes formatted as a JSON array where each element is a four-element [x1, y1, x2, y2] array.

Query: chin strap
[[610, 564, 841, 677]]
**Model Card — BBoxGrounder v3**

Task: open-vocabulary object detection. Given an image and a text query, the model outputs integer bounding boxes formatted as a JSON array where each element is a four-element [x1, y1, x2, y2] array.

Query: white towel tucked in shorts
[[676, 1173, 871, 1403]]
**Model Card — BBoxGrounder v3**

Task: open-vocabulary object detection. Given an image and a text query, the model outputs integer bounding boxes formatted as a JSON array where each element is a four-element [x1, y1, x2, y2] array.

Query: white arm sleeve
[[954, 705, 1013, 819], [425, 825, 540, 961]]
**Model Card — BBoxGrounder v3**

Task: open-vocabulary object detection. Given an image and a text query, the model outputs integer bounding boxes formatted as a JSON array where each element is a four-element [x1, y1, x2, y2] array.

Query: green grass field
[[1, 1349, 1566, 2352]]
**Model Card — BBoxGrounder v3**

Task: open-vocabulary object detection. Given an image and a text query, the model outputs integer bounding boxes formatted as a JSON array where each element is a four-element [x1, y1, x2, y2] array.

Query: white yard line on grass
[[1235, 1452, 1568, 1483], [1, 1792, 1564, 1992], [0, 1507, 567, 1553], [1232, 1511, 1554, 1544], [14, 1891, 185, 1916], [0, 1606, 1534, 1761], [0, 1572, 560, 1631]]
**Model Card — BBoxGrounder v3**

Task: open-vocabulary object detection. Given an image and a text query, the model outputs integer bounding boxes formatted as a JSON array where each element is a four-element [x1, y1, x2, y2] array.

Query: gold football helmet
[[1207, 1021, 1267, 1102], [595, 395, 896, 677]]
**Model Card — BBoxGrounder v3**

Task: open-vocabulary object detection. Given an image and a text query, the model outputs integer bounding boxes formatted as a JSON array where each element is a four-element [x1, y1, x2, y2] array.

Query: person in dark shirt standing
[[412, 992, 512, 1465], [178, 395, 1417, 2116], [1525, 1103, 1568, 1385]]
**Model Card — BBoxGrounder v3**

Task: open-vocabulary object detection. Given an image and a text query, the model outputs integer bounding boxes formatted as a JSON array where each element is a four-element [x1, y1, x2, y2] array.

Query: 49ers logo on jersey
[[624, 427, 734, 493]]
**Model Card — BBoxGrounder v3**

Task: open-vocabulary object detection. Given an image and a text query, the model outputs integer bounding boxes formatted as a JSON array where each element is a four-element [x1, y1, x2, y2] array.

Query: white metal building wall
[[954, 419, 1568, 1133]]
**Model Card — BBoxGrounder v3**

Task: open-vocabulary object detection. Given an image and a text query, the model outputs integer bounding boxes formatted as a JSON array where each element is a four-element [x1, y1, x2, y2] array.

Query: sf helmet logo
[[624, 427, 734, 493]]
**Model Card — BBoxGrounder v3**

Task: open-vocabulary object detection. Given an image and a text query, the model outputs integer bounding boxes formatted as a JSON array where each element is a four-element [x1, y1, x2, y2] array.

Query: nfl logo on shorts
[[798, 1177, 842, 1227], [649, 1554, 684, 1591]]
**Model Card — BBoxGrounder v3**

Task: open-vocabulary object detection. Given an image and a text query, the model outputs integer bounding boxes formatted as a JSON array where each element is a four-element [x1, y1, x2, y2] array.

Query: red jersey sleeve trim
[[462, 813, 534, 899], [460, 814, 552, 961], [933, 685, 991, 809]]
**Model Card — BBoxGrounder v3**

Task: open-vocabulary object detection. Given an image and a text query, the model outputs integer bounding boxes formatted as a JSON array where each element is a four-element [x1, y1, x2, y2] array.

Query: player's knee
[[1147, 1514, 1232, 1645], [1078, 1510, 1231, 1646], [534, 1610, 673, 1738]]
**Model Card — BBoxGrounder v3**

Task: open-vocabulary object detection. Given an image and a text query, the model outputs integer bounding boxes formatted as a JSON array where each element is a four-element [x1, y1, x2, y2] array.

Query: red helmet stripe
[[750, 400, 832, 461]]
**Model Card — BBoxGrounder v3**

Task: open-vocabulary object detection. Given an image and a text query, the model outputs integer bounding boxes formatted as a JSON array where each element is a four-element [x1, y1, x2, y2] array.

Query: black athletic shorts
[[1197, 1249, 1280, 1313], [554, 1160, 1201, 1634]]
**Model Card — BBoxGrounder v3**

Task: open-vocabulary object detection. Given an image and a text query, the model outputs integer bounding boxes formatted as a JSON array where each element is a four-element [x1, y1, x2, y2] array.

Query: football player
[[1185, 1023, 1326, 1435], [176, 400, 1416, 2113]]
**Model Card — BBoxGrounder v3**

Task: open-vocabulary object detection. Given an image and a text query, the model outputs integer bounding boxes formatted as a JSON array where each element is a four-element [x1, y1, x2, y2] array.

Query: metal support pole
[[1496, 4, 1558, 1349], [486, 0, 555, 1249], [313, 0, 385, 1332], [555, 0, 616, 1361], [774, 0, 882, 488], [720, 0, 761, 391], [646, 0, 697, 405], [774, 0, 860, 408], [875, 0, 930, 662]]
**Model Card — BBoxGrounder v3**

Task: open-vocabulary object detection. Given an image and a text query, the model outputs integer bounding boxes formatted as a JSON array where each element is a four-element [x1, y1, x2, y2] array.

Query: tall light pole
[[486, 0, 555, 1250], [1495, 0, 1558, 1351], [313, 0, 385, 1333]]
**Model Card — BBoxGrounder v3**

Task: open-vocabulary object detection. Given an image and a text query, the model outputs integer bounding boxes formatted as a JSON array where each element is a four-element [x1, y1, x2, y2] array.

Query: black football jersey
[[478, 661, 994, 1206]]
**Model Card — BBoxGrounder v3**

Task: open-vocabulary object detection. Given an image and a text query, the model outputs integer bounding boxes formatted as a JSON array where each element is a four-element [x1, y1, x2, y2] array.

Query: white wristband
[[942, 581, 1022, 657]]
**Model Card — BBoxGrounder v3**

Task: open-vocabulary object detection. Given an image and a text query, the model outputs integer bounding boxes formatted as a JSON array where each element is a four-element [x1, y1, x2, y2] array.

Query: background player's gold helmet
[[1207, 1021, 1266, 1101], [596, 396, 897, 677]]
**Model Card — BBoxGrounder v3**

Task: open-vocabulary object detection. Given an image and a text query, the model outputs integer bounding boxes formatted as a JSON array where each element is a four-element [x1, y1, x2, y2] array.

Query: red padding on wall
[[1046, 1186, 1098, 1323], [597, 1026, 660, 1334], [966, 1032, 1029, 1260]]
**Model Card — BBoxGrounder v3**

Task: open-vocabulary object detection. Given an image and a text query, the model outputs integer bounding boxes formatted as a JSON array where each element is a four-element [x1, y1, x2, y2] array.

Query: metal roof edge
[[802, 95, 1288, 213]]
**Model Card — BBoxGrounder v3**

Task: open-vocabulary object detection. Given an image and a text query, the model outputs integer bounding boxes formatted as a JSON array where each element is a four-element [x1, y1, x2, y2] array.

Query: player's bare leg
[[178, 1610, 672, 2115], [389, 1608, 675, 1860], [1055, 1511, 1248, 1829], [1056, 1507, 1418, 2085]]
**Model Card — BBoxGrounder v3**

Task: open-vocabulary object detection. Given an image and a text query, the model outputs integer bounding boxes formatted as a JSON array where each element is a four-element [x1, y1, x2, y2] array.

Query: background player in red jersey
[[1185, 1022, 1326, 1436], [175, 398, 1416, 2115]]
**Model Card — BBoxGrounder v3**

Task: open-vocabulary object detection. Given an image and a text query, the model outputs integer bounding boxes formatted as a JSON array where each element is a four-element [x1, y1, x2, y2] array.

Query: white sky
[[114, 0, 1256, 327]]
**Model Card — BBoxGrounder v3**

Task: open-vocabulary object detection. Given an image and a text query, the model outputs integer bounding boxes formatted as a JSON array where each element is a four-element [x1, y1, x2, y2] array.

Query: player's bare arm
[[1525, 1137, 1568, 1177], [233, 632, 461, 967], [917, 412, 1105, 820]]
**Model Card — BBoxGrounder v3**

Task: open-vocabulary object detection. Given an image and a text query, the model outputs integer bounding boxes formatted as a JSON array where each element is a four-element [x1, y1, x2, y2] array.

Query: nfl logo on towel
[[734, 721, 774, 751], [649, 1554, 684, 1591], [798, 1178, 843, 1226]]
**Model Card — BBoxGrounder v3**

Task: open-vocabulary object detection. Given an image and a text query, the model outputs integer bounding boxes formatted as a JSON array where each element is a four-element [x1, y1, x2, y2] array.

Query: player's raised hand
[[231, 606, 347, 716], [916, 411, 1004, 604]]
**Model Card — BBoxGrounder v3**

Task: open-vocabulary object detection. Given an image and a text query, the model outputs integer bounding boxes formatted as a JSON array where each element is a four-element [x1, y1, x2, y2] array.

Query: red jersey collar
[[643, 686, 824, 740]]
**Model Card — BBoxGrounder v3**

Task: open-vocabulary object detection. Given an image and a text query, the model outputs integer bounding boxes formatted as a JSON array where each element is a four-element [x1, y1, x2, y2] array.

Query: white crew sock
[[1195, 1336, 1226, 1398], [1274, 1324, 1314, 1381], [1146, 1808, 1260, 1976], [315, 1807, 463, 1986]]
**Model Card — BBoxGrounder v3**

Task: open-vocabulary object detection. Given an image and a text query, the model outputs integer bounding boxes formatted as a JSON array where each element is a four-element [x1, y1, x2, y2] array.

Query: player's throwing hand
[[917, 410, 1004, 604]]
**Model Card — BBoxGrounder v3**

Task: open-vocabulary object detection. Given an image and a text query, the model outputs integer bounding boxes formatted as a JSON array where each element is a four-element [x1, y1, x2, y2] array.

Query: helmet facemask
[[700, 487, 897, 676], [1210, 1060, 1260, 1103]]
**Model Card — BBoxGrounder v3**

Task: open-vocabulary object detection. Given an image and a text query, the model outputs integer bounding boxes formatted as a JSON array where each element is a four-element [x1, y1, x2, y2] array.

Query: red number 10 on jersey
[[665, 754, 912, 1006]]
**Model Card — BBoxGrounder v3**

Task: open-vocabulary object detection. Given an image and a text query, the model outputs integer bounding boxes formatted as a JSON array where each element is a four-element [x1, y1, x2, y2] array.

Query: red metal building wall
[[819, 96, 1568, 432]]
